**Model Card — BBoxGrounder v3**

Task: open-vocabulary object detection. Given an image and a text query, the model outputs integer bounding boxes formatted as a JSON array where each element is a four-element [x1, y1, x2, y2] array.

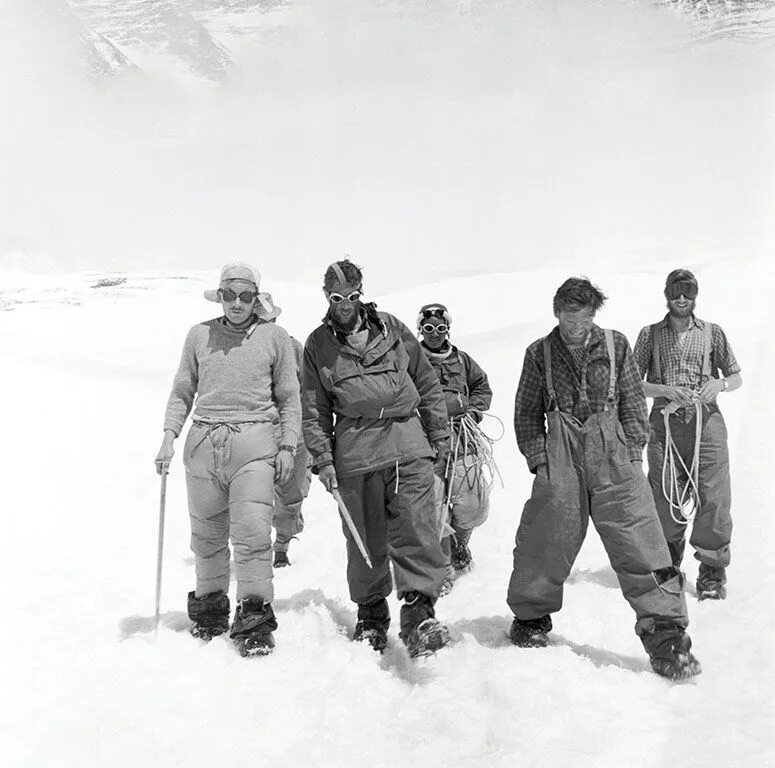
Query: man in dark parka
[[302, 259, 451, 657]]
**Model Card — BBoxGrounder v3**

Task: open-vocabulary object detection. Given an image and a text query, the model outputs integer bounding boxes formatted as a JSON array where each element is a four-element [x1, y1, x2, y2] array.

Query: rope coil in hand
[[442, 410, 505, 513], [661, 400, 704, 526]]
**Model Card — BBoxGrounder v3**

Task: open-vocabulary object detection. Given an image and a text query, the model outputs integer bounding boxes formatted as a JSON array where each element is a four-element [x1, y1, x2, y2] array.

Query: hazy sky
[[2, 1, 773, 290]]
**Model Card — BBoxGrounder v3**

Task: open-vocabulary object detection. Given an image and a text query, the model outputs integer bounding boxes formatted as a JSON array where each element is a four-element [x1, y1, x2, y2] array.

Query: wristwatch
[[279, 444, 297, 456], [721, 378, 728, 391]]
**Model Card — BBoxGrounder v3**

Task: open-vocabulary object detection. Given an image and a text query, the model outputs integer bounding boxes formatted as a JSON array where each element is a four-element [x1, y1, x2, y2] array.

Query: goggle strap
[[331, 262, 347, 286]]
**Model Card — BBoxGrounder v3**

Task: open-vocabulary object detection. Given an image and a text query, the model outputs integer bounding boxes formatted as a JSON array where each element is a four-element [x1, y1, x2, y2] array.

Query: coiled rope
[[660, 400, 704, 526], [442, 410, 505, 513]]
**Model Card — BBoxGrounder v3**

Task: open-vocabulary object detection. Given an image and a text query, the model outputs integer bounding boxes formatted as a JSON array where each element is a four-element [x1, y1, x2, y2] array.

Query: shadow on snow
[[118, 611, 190, 638], [116, 596, 649, 677]]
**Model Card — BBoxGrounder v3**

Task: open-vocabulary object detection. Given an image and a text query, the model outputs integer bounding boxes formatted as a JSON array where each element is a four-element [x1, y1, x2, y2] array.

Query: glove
[[431, 439, 450, 477]]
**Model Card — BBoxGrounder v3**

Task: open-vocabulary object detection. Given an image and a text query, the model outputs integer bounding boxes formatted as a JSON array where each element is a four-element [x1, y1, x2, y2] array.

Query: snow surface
[[1, 263, 773, 768], [2, 0, 775, 765]]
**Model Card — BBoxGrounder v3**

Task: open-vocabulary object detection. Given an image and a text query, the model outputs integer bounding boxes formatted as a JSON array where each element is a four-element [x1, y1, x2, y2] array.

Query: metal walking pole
[[331, 488, 373, 569], [154, 465, 169, 634]]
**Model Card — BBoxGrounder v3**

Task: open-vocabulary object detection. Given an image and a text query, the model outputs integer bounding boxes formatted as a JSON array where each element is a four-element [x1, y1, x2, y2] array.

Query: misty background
[[1, 0, 773, 292]]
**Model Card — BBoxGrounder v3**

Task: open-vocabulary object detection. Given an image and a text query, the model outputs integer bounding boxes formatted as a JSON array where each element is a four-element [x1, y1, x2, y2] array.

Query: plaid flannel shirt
[[633, 314, 741, 389], [514, 325, 649, 471]]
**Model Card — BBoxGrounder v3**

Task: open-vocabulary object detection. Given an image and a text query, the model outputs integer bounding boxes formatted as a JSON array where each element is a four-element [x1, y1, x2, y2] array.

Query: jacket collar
[[219, 314, 262, 337], [550, 323, 604, 350], [323, 301, 387, 346], [421, 340, 454, 359]]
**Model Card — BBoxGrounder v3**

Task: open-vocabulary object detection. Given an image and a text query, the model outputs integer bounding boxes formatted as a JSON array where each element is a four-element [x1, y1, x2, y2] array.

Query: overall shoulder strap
[[604, 329, 616, 403], [701, 320, 712, 381], [542, 336, 558, 406], [651, 323, 662, 384]]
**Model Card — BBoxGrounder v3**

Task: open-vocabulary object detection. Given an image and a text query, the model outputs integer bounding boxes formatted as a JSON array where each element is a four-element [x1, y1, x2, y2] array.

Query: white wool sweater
[[163, 317, 301, 446]]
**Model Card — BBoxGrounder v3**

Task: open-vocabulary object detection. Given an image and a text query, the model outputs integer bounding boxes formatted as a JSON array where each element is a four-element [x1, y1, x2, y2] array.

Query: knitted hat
[[204, 263, 261, 302]]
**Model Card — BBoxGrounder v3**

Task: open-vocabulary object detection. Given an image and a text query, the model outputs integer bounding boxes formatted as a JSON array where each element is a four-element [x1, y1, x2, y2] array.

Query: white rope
[[442, 410, 505, 513], [661, 400, 703, 526]]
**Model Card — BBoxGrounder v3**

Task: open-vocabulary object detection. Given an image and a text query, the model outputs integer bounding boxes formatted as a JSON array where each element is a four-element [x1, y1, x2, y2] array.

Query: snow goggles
[[665, 281, 698, 300], [328, 290, 362, 304], [219, 288, 258, 303], [421, 323, 449, 334]]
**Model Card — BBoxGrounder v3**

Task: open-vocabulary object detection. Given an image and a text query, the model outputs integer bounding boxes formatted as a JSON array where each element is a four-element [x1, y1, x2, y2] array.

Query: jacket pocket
[[330, 359, 421, 418]]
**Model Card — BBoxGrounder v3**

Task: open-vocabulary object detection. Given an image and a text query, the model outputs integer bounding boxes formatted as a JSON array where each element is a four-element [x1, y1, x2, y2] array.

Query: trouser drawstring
[[191, 421, 243, 450]]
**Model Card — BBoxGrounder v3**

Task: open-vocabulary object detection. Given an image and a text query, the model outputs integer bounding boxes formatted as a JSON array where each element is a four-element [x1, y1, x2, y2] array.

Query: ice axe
[[331, 488, 373, 569], [154, 464, 169, 634]]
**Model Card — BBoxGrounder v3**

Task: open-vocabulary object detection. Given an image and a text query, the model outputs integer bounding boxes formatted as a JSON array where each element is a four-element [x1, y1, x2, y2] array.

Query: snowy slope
[[2, 264, 773, 768]]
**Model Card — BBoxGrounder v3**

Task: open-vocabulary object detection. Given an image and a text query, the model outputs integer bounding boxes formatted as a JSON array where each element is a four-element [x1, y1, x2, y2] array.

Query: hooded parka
[[302, 303, 450, 606], [302, 303, 449, 477]]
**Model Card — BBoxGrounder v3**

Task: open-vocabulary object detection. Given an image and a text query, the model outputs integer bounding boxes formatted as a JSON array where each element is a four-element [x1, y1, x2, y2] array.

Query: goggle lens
[[329, 290, 362, 304], [665, 281, 698, 300], [422, 323, 448, 334], [220, 289, 257, 303]]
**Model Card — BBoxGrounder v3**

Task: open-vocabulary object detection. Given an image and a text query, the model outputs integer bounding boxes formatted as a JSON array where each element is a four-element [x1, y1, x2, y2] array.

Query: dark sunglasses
[[665, 281, 698, 300], [219, 288, 257, 303], [328, 290, 362, 304], [421, 323, 448, 334], [422, 307, 446, 320]]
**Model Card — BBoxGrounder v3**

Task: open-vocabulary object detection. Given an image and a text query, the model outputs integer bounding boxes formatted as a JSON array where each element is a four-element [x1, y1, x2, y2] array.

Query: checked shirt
[[633, 314, 740, 390], [514, 325, 649, 471]]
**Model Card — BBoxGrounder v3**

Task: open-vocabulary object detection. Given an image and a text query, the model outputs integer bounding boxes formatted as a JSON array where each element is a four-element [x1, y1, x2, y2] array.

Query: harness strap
[[651, 323, 662, 384], [701, 321, 712, 384], [604, 328, 616, 404], [543, 330, 616, 408], [542, 336, 558, 408]]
